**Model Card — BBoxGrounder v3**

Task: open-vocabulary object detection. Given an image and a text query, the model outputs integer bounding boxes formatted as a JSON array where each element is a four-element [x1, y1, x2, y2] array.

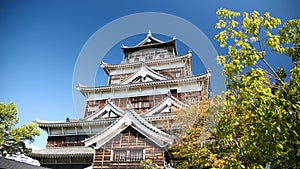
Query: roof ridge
[[78, 72, 210, 92], [122, 31, 165, 49]]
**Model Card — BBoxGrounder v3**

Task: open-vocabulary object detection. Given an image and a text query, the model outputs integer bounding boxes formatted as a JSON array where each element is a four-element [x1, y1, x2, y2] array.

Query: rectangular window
[[114, 150, 127, 161], [172, 71, 181, 78], [111, 78, 120, 85], [113, 149, 144, 161], [129, 150, 143, 161], [143, 102, 150, 108]]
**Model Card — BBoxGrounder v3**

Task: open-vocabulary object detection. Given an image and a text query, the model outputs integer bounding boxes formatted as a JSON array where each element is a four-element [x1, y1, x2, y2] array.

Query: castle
[[31, 31, 210, 169]]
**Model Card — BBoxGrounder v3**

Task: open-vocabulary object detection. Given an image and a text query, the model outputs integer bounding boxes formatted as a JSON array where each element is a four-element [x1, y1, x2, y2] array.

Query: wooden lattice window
[[114, 150, 127, 161], [113, 149, 144, 161], [129, 150, 143, 161]]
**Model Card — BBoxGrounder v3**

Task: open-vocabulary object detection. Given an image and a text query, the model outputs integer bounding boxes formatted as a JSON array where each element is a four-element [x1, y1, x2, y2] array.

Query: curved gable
[[121, 64, 170, 84], [84, 109, 174, 149], [84, 100, 125, 121], [141, 94, 188, 117]]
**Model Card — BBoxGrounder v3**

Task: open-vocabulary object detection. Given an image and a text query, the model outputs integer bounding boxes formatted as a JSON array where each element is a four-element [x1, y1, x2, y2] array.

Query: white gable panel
[[121, 65, 169, 85], [85, 101, 124, 121]]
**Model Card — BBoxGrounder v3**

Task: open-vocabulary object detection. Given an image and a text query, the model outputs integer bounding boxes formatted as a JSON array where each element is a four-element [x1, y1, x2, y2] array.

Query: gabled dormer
[[121, 31, 177, 63], [84, 106, 174, 149], [141, 94, 188, 117], [84, 99, 125, 121], [121, 64, 170, 84]]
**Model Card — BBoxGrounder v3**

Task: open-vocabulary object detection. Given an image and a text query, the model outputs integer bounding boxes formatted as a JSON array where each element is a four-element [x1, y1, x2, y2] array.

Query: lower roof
[[30, 146, 94, 158], [0, 157, 49, 169]]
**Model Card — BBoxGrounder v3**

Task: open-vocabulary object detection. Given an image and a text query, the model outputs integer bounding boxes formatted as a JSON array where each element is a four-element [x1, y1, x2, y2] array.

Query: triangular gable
[[135, 30, 163, 47], [141, 94, 188, 117], [83, 109, 174, 149], [84, 100, 125, 121], [121, 64, 170, 84]]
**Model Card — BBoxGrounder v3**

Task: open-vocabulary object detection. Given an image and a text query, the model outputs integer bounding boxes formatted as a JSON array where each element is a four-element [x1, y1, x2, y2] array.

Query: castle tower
[[31, 32, 210, 169]]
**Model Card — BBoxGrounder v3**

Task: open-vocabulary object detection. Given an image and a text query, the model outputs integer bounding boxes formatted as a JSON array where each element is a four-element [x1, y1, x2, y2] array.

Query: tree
[[170, 9, 299, 169], [0, 101, 40, 156], [170, 97, 224, 168], [212, 9, 300, 168]]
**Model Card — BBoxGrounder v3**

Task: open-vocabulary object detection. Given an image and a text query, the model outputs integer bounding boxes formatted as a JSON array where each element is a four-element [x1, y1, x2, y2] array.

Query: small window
[[114, 150, 127, 161], [111, 78, 120, 85], [129, 150, 143, 161], [173, 71, 181, 78], [143, 102, 150, 108], [113, 149, 144, 161]]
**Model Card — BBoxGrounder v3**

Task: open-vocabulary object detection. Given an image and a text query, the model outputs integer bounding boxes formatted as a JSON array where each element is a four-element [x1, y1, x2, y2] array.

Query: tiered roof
[[35, 94, 187, 127], [31, 147, 94, 158], [77, 72, 210, 93], [121, 30, 177, 55], [84, 104, 175, 149], [35, 118, 114, 128], [100, 53, 190, 75]]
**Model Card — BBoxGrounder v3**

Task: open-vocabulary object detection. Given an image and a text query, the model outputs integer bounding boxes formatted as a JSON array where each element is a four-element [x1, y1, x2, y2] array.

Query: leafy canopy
[[170, 97, 224, 168], [0, 101, 40, 156], [170, 8, 299, 169], [213, 8, 300, 169]]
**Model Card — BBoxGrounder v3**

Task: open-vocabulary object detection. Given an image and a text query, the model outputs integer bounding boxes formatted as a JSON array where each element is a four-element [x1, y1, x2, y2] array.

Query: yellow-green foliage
[[0, 101, 40, 155]]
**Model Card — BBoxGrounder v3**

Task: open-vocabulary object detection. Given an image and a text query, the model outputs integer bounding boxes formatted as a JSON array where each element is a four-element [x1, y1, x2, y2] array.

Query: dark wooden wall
[[93, 127, 165, 169]]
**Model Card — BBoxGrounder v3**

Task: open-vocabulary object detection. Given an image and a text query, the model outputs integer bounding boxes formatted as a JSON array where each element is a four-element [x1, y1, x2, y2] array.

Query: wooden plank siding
[[93, 127, 165, 169], [85, 90, 204, 116], [108, 66, 188, 86], [46, 135, 88, 147]]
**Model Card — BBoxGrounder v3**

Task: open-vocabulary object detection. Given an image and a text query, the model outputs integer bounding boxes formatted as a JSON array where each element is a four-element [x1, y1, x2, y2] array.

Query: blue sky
[[0, 0, 299, 148]]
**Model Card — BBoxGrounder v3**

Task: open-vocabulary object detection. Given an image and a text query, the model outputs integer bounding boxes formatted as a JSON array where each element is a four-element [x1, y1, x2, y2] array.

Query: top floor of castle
[[121, 30, 177, 64]]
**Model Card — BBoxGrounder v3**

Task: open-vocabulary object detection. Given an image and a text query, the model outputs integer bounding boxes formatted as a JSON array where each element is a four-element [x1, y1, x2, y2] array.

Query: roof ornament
[[127, 101, 134, 110], [147, 30, 152, 37], [106, 98, 111, 104], [207, 68, 212, 76]]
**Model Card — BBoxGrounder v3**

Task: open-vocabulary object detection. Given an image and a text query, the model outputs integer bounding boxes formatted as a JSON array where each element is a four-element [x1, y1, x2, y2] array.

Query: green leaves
[[216, 8, 240, 19], [171, 8, 299, 169], [213, 8, 300, 169], [0, 101, 40, 155], [278, 20, 300, 61]]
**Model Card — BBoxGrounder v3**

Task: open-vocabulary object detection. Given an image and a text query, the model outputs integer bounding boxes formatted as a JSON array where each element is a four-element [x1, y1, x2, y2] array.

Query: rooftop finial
[[147, 30, 152, 37]]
